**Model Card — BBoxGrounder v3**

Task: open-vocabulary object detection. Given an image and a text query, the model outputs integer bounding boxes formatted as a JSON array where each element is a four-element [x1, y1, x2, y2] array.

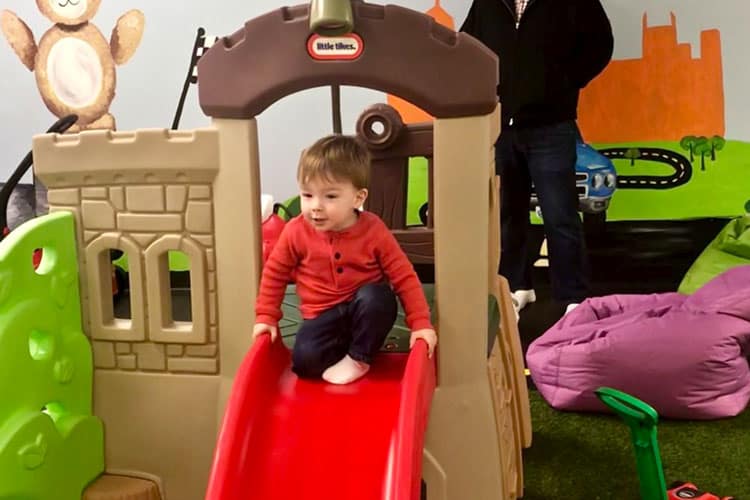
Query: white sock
[[322, 355, 370, 385]]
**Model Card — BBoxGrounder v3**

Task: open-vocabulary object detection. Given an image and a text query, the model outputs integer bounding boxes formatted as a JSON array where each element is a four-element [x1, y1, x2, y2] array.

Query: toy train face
[[530, 142, 617, 214]]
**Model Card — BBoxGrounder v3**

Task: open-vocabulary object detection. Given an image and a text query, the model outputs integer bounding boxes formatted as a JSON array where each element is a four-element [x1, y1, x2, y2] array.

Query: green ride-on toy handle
[[595, 387, 668, 500]]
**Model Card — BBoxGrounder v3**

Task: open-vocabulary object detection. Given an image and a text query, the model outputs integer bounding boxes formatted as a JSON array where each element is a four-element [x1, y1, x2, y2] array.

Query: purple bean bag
[[526, 265, 750, 419]]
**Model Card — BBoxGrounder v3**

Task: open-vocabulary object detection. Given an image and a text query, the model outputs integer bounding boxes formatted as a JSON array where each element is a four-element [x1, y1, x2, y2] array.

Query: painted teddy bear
[[1, 0, 145, 131]]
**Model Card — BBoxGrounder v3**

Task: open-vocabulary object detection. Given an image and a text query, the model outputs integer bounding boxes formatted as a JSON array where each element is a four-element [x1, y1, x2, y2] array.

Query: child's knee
[[354, 283, 397, 317]]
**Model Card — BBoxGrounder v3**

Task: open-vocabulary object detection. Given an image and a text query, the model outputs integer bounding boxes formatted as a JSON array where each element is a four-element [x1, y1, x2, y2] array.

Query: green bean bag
[[678, 215, 750, 294]]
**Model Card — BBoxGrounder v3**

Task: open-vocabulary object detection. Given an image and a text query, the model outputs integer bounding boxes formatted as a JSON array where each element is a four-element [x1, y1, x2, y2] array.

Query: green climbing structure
[[0, 212, 104, 500]]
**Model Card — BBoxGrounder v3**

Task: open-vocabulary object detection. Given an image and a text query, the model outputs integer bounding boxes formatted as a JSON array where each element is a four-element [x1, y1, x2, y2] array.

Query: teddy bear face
[[35, 0, 102, 26]]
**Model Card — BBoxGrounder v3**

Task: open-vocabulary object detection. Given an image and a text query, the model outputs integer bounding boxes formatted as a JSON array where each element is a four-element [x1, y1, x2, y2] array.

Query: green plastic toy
[[595, 387, 668, 500], [0, 211, 104, 500], [678, 214, 750, 295]]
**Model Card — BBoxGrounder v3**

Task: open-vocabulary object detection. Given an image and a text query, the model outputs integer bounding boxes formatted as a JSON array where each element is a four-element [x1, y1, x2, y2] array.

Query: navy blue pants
[[292, 283, 398, 379], [496, 120, 590, 304]]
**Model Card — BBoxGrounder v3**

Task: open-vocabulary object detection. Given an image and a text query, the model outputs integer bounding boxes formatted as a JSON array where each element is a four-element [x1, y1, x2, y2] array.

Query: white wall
[[1, 0, 748, 200], [0, 0, 473, 201]]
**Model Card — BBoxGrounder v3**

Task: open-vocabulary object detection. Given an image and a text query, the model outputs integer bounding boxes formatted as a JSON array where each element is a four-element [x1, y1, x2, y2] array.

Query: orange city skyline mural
[[578, 13, 725, 143]]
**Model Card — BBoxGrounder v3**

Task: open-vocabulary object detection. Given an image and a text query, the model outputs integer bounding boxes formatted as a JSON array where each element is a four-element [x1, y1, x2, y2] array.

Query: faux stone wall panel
[[168, 357, 218, 374], [92, 341, 116, 369], [117, 213, 183, 232], [118, 354, 137, 370], [109, 186, 125, 210], [48, 188, 80, 205], [126, 186, 165, 212], [133, 343, 167, 371], [185, 345, 218, 357], [185, 201, 213, 233], [82, 200, 116, 229], [166, 185, 187, 212], [189, 185, 211, 200], [82, 187, 108, 199]]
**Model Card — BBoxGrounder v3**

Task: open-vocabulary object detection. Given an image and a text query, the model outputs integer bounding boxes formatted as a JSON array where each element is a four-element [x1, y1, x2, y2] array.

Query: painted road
[[600, 148, 692, 189]]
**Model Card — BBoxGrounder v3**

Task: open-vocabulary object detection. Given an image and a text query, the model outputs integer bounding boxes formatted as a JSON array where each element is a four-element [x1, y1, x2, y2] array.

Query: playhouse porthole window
[[32, 246, 57, 276]]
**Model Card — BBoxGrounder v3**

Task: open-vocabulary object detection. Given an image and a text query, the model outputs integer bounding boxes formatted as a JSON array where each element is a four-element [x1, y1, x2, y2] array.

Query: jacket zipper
[[501, 0, 515, 24], [508, 0, 539, 29]]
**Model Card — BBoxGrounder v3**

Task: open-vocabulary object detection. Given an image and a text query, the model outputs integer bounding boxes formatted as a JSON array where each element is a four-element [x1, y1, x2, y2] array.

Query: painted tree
[[694, 136, 711, 171], [623, 147, 641, 166], [710, 135, 726, 161], [680, 135, 698, 162]]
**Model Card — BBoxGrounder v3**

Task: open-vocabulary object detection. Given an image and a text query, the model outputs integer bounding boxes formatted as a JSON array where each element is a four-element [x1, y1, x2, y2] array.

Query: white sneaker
[[565, 302, 580, 315], [510, 289, 536, 321], [511, 289, 537, 310]]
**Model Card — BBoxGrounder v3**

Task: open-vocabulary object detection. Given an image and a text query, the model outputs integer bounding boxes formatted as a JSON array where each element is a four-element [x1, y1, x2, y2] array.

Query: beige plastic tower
[[31, 2, 531, 499]]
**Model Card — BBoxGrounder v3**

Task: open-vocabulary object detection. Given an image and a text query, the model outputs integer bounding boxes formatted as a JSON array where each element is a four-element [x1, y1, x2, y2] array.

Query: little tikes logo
[[307, 34, 364, 60]]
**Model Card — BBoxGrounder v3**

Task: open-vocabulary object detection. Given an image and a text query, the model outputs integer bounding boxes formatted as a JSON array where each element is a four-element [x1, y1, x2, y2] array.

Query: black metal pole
[[331, 85, 342, 134], [172, 27, 206, 130]]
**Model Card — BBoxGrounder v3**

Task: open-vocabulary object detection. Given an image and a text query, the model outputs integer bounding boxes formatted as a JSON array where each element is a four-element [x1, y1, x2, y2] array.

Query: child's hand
[[410, 328, 437, 358], [252, 323, 279, 342]]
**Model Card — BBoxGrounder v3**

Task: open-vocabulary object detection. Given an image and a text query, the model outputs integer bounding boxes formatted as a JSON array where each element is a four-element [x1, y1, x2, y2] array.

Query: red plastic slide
[[205, 335, 436, 500]]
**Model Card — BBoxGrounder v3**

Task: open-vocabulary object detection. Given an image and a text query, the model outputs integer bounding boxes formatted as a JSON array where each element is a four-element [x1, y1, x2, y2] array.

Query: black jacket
[[460, 0, 614, 128]]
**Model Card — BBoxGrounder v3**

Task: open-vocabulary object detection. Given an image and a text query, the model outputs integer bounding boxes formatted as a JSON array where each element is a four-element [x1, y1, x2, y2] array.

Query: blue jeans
[[496, 120, 589, 304], [292, 283, 398, 378]]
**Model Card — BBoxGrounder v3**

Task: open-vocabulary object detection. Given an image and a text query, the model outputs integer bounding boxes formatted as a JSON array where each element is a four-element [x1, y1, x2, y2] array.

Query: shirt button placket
[[332, 248, 343, 282], [334, 251, 342, 275]]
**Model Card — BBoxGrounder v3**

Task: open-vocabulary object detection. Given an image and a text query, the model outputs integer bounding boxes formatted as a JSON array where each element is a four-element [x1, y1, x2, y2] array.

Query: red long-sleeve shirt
[[255, 212, 433, 331]]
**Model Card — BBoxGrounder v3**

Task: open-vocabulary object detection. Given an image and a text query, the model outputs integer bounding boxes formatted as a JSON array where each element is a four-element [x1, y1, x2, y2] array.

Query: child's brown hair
[[297, 134, 371, 190]]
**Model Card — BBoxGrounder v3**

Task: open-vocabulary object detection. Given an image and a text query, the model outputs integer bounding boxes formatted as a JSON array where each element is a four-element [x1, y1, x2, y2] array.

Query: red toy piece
[[32, 248, 42, 269], [261, 203, 288, 263], [668, 482, 735, 500]]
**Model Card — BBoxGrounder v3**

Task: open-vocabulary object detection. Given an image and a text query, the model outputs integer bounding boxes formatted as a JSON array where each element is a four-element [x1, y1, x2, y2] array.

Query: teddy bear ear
[[86, 0, 103, 19], [35, 0, 55, 21]]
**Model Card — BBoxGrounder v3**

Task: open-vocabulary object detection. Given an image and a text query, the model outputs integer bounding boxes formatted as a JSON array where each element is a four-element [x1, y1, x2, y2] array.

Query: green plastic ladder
[[595, 387, 668, 500]]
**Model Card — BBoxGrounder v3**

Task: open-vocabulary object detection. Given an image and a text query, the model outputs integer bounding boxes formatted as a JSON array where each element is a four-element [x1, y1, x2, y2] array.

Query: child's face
[[299, 177, 368, 232]]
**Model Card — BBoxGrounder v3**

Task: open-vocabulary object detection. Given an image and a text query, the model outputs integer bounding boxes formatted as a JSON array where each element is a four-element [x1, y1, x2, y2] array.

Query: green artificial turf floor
[[523, 390, 749, 499]]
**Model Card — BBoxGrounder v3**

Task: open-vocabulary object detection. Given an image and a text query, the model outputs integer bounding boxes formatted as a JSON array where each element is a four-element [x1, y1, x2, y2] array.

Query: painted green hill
[[595, 140, 750, 221]]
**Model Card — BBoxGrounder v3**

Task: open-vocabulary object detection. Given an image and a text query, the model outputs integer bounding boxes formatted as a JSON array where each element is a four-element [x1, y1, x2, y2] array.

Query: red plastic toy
[[668, 482, 735, 500], [205, 335, 436, 500], [261, 203, 289, 263]]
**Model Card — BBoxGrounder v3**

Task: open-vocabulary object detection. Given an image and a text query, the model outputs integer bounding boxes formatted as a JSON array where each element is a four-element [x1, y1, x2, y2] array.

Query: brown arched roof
[[198, 2, 498, 119]]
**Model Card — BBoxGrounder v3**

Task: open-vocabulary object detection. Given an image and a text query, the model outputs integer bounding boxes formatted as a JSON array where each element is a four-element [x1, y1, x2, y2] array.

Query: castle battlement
[[33, 128, 220, 187]]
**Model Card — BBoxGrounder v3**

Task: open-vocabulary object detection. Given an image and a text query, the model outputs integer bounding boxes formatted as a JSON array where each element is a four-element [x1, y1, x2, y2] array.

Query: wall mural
[[392, 8, 747, 225], [578, 13, 747, 221], [0, 0, 145, 132]]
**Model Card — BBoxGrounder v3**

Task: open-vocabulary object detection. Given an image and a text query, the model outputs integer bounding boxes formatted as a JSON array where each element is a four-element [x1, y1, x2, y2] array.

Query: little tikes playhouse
[[0, 2, 531, 499]]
